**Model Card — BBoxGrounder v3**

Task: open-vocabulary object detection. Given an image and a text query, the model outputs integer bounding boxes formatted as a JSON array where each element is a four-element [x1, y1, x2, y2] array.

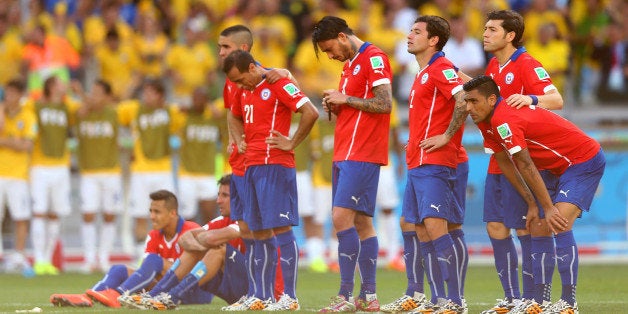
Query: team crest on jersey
[[261, 88, 271, 100], [421, 73, 429, 84], [370, 56, 384, 69], [496, 123, 513, 139], [505, 73, 514, 84], [353, 64, 361, 75], [283, 83, 300, 96], [534, 67, 550, 80], [442, 69, 458, 81]]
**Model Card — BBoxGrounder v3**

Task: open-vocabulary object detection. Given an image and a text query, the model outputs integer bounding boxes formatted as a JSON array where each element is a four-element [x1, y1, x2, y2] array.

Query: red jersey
[[458, 145, 469, 163], [202, 215, 245, 253], [478, 100, 600, 176], [224, 79, 246, 176], [145, 217, 200, 263], [407, 52, 464, 169], [333, 43, 391, 165], [232, 77, 310, 168], [484, 47, 558, 174]]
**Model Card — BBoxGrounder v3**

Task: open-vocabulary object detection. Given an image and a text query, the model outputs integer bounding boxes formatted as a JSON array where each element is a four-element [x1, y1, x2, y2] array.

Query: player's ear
[[488, 94, 497, 108]]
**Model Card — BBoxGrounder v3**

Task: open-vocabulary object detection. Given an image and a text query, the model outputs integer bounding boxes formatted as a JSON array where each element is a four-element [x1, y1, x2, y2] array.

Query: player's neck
[[493, 45, 517, 66], [348, 36, 364, 60], [415, 49, 439, 70]]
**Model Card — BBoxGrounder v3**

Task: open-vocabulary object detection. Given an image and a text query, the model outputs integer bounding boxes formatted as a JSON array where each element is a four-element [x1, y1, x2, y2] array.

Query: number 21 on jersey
[[244, 104, 254, 124]]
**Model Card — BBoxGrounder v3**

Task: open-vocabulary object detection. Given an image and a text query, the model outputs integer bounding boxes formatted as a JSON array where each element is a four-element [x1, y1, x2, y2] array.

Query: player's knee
[[486, 221, 510, 238]]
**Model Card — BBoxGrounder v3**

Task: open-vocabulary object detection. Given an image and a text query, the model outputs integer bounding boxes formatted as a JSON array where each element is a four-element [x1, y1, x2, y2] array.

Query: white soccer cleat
[[264, 294, 300, 311], [381, 292, 427, 313]]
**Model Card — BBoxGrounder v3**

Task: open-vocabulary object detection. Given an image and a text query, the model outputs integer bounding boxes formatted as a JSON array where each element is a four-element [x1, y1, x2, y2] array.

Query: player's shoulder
[[182, 220, 201, 230]]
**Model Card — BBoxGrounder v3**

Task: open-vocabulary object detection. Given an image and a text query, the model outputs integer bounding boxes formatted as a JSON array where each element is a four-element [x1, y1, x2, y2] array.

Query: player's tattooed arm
[[345, 84, 393, 113], [420, 90, 468, 152]]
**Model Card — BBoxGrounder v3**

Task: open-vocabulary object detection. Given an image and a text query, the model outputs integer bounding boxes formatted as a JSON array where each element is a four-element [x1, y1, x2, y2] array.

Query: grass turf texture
[[2, 264, 627, 313]]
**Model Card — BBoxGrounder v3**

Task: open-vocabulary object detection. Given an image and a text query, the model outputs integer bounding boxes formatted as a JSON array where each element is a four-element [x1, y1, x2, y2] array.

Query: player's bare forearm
[[511, 150, 554, 209], [445, 91, 469, 139], [420, 91, 468, 152], [291, 102, 319, 148], [494, 151, 537, 207], [227, 111, 245, 147], [346, 84, 392, 113]]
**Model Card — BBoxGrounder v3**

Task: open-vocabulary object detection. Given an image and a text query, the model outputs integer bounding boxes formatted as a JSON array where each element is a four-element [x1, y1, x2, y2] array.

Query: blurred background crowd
[[1, 0, 628, 109]]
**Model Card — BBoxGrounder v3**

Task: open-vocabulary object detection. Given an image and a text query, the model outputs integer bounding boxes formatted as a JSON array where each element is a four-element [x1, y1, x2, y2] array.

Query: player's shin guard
[[149, 259, 181, 297], [358, 236, 378, 298], [433, 234, 462, 305], [118, 253, 163, 293], [518, 234, 534, 299], [490, 236, 521, 300], [337, 227, 360, 299], [402, 231, 424, 296], [555, 231, 578, 305], [532, 236, 555, 304], [276, 230, 299, 299]]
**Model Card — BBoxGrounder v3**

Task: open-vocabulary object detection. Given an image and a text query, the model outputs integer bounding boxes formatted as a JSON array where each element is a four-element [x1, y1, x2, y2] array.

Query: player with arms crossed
[[481, 9, 565, 314], [224, 49, 319, 311], [466, 75, 604, 314], [312, 15, 393, 313]]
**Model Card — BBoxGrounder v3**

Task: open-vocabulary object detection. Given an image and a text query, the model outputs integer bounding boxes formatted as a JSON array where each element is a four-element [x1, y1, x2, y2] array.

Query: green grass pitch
[[1, 264, 627, 313]]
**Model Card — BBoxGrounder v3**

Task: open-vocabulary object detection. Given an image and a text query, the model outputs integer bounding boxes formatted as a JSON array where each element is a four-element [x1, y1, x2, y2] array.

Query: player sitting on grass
[[116, 174, 253, 310], [49, 190, 199, 307]]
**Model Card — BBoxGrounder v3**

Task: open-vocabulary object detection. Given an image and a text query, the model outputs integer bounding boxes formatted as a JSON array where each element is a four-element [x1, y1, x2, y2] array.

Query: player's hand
[[544, 205, 569, 234], [265, 68, 291, 84], [525, 206, 541, 231], [419, 134, 449, 153], [237, 135, 247, 154], [266, 130, 292, 151], [505, 94, 533, 109], [323, 89, 348, 108]]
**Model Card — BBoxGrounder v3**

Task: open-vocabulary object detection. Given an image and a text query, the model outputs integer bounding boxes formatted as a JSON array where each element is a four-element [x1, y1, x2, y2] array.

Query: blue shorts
[[483, 173, 527, 229], [402, 165, 458, 224], [332, 161, 380, 217], [551, 149, 606, 214], [201, 244, 248, 304], [178, 285, 214, 305], [450, 161, 469, 224], [244, 165, 298, 231], [230, 174, 246, 221]]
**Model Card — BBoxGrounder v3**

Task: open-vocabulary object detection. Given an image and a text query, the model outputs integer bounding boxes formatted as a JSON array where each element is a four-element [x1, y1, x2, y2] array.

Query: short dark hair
[[6, 79, 26, 93], [415, 15, 451, 51], [94, 79, 113, 95], [105, 28, 119, 41], [222, 50, 255, 74], [487, 10, 524, 48], [463, 75, 501, 98], [220, 24, 253, 49], [149, 189, 178, 212], [312, 16, 354, 58], [218, 174, 231, 186], [143, 79, 166, 96]]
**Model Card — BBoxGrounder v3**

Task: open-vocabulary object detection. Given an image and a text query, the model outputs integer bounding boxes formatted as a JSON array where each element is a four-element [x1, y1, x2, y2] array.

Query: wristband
[[529, 95, 538, 106]]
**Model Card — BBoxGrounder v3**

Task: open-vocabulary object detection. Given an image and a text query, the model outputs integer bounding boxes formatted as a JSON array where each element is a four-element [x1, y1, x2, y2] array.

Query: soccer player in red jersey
[[51, 190, 200, 308], [224, 49, 318, 311], [391, 16, 468, 314], [312, 16, 393, 312], [466, 75, 604, 314], [481, 10, 565, 313], [218, 25, 289, 311]]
